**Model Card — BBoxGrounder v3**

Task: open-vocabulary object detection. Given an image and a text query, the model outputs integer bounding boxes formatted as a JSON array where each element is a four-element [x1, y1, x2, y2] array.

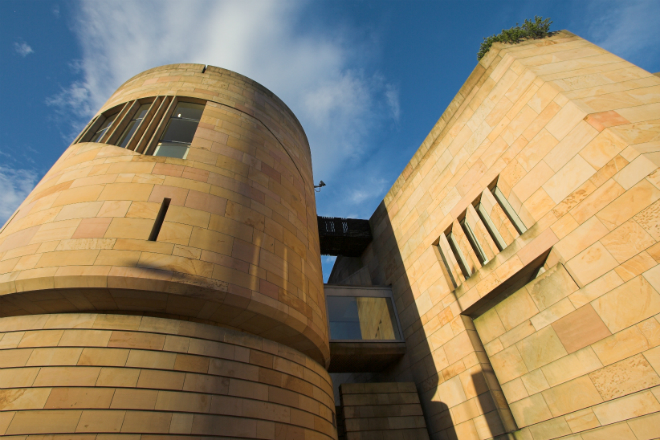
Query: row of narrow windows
[[75, 96, 205, 160], [438, 182, 527, 288]]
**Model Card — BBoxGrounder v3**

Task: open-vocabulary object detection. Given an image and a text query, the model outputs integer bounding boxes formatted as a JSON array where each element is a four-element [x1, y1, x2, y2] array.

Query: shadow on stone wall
[[363, 201, 509, 439]]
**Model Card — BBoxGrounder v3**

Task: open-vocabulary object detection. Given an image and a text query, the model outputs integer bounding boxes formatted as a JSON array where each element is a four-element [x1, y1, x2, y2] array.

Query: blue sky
[[2, 0, 660, 280]]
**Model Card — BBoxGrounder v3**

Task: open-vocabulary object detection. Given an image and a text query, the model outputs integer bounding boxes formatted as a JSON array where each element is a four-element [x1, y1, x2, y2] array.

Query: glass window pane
[[116, 121, 137, 148], [327, 296, 361, 340], [172, 102, 204, 121], [134, 103, 151, 120], [327, 296, 400, 341], [356, 297, 399, 340], [153, 142, 189, 159], [161, 119, 199, 144], [116, 104, 151, 148], [90, 113, 117, 142], [89, 130, 104, 143]]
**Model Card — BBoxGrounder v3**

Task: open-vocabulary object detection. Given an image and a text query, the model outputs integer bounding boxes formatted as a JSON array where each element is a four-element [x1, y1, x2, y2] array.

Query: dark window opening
[[148, 198, 171, 241], [89, 113, 118, 143], [116, 103, 151, 148], [152, 102, 204, 159]]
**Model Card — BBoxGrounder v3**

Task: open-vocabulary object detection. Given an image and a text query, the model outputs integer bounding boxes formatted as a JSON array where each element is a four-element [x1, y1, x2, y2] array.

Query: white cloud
[[585, 0, 660, 69], [349, 177, 388, 205], [0, 167, 38, 225], [14, 42, 34, 57], [50, 0, 400, 183], [385, 84, 401, 121]]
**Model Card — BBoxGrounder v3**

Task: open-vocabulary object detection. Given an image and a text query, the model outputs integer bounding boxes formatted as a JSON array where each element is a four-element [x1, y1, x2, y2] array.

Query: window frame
[[436, 178, 530, 289], [75, 96, 208, 161], [325, 286, 405, 343], [144, 97, 206, 158]]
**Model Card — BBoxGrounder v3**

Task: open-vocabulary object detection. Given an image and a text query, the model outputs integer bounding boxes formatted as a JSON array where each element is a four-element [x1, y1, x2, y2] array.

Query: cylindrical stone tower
[[0, 64, 334, 438]]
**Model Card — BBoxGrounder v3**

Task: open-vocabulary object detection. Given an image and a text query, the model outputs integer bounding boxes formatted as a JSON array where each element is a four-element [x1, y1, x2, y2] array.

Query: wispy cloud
[[584, 0, 660, 70], [14, 42, 34, 57], [0, 167, 38, 224], [49, 0, 400, 189]]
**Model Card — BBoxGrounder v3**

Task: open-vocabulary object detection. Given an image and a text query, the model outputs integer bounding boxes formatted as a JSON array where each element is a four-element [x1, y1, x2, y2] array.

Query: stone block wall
[[339, 382, 429, 440], [0, 313, 335, 438], [348, 31, 660, 439], [0, 64, 328, 365]]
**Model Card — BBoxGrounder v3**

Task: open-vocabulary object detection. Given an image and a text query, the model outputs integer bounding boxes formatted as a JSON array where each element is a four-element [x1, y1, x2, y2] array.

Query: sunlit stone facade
[[0, 65, 334, 438], [330, 31, 660, 440]]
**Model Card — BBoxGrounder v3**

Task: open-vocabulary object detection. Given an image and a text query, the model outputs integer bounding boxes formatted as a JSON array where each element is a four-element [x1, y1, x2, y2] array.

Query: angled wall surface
[[0, 65, 335, 438], [345, 31, 660, 440]]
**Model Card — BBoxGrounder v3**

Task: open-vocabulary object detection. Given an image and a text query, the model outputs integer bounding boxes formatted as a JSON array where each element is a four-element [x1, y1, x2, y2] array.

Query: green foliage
[[477, 16, 553, 61]]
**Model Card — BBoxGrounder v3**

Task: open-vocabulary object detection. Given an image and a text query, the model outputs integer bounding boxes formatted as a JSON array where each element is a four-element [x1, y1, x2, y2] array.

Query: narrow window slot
[[75, 115, 100, 144], [148, 198, 171, 241], [447, 232, 472, 279], [460, 219, 488, 265], [437, 238, 459, 288], [492, 187, 527, 235], [476, 203, 507, 251]]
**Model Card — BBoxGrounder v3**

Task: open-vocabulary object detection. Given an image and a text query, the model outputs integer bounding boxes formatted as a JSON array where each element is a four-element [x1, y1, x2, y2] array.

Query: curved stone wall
[[0, 313, 335, 438], [0, 64, 327, 365]]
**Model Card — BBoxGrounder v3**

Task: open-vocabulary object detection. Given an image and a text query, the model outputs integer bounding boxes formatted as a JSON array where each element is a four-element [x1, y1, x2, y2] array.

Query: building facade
[[329, 31, 660, 440], [0, 65, 334, 438], [1, 30, 660, 440]]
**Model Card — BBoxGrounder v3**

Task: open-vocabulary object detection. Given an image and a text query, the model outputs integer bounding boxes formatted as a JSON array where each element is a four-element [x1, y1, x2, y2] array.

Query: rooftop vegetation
[[477, 16, 553, 60]]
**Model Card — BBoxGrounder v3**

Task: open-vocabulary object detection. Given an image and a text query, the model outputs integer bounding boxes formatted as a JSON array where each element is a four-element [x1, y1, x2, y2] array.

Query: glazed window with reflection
[[88, 113, 118, 143], [116, 103, 151, 148], [327, 296, 401, 341], [152, 102, 204, 159]]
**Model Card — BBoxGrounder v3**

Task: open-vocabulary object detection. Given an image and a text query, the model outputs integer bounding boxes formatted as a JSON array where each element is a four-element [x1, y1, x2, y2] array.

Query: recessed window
[[116, 103, 151, 148], [153, 102, 204, 159], [76, 97, 206, 161], [437, 181, 528, 288], [88, 113, 118, 143], [327, 295, 402, 341]]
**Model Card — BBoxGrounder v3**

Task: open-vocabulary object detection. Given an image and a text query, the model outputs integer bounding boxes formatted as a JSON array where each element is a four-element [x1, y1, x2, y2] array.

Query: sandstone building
[[0, 30, 659, 440]]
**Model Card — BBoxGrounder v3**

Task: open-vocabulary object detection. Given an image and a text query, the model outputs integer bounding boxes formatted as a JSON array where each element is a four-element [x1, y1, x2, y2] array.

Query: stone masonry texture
[[0, 64, 329, 366], [0, 64, 334, 438], [337, 31, 660, 440], [339, 382, 429, 440], [3, 30, 660, 440], [0, 313, 335, 438]]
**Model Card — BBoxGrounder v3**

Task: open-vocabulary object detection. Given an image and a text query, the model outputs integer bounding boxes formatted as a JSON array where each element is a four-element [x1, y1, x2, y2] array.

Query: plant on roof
[[477, 16, 553, 61]]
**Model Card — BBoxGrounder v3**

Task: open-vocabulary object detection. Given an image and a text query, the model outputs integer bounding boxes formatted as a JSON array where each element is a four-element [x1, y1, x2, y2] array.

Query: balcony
[[325, 285, 406, 372]]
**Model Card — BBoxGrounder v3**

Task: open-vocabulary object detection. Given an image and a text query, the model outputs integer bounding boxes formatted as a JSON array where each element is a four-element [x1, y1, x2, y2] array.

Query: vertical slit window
[[116, 103, 151, 148], [438, 235, 462, 288], [74, 116, 98, 144], [89, 113, 118, 143], [460, 219, 488, 265], [447, 231, 472, 279], [476, 203, 507, 251], [149, 198, 171, 241], [152, 102, 204, 159], [492, 186, 527, 235]]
